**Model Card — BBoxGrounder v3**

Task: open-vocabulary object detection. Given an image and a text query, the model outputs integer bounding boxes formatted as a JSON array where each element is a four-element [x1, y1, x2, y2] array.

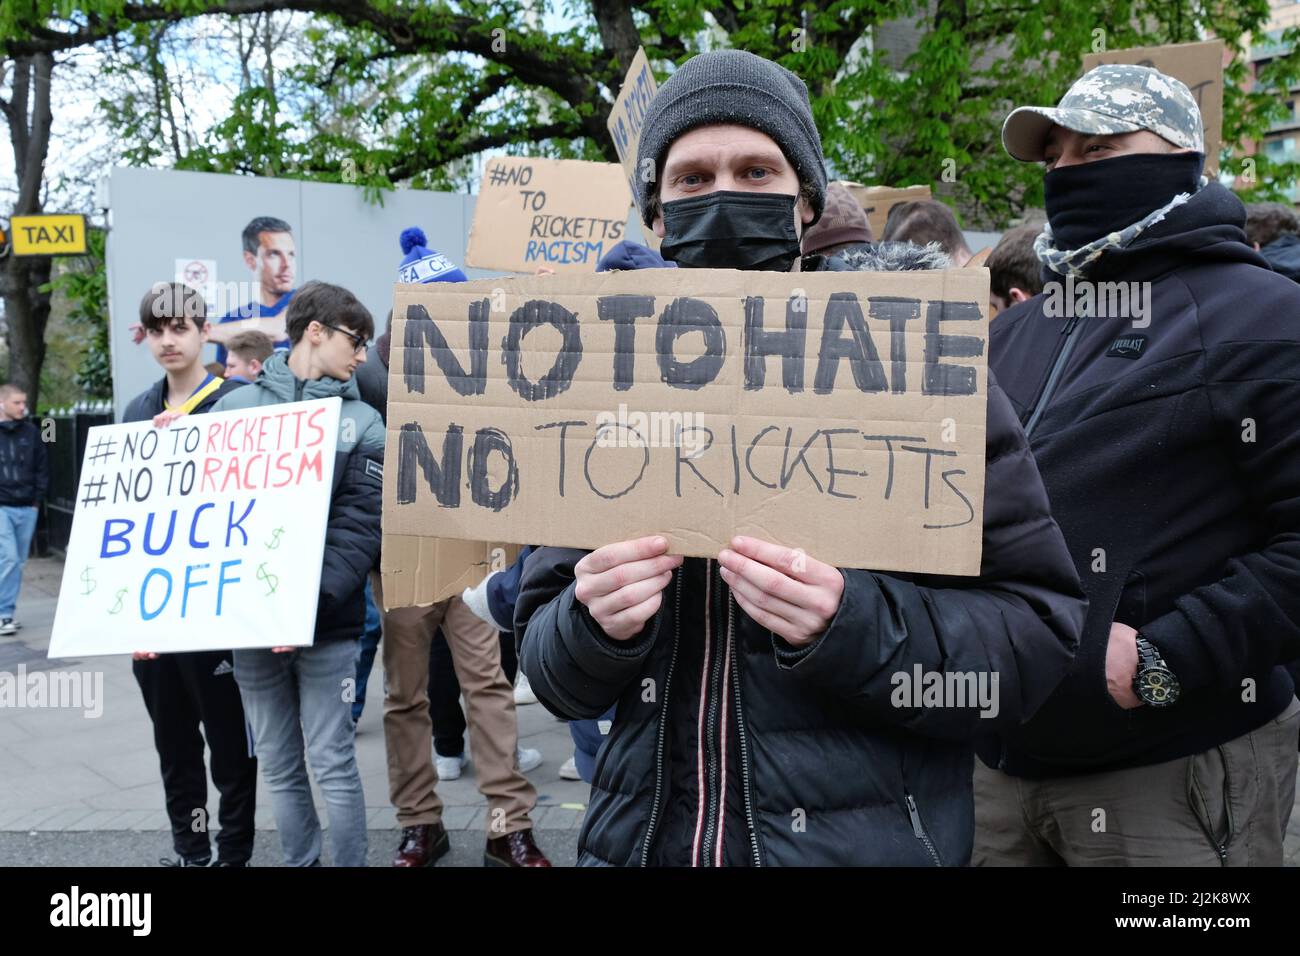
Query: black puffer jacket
[[985, 183, 1300, 777], [516, 252, 1086, 867]]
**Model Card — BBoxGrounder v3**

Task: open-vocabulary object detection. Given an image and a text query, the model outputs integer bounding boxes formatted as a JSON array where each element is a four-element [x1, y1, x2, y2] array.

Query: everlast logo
[[1106, 334, 1148, 359]]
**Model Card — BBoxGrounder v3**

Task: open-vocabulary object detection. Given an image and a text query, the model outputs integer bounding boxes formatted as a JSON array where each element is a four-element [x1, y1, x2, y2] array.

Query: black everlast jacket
[[516, 251, 1086, 866], [984, 182, 1300, 778], [0, 418, 49, 507]]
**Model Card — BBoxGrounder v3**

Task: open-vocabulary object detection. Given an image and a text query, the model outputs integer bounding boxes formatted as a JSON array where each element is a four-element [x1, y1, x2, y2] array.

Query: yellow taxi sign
[[11, 213, 88, 256]]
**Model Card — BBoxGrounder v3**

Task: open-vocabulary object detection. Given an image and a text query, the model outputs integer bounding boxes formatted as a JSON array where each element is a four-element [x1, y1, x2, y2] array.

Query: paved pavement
[[4, 556, 1299, 866], [0, 557, 586, 866]]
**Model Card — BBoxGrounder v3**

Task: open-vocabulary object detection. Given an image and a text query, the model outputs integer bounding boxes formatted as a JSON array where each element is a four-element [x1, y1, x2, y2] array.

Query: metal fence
[[39, 401, 113, 557]]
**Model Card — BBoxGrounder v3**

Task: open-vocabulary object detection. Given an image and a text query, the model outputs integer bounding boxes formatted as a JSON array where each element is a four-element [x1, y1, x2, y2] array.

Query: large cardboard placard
[[1082, 39, 1224, 175], [836, 182, 934, 239], [384, 269, 989, 576], [465, 156, 631, 274], [49, 399, 340, 657]]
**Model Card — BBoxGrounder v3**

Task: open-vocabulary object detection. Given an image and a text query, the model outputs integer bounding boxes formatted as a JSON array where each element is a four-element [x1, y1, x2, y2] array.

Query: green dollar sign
[[265, 527, 286, 550], [80, 566, 97, 596], [257, 563, 280, 596], [108, 588, 128, 615]]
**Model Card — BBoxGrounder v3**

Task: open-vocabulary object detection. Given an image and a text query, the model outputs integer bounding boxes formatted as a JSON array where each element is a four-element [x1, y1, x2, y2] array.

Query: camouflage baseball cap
[[1002, 64, 1204, 162]]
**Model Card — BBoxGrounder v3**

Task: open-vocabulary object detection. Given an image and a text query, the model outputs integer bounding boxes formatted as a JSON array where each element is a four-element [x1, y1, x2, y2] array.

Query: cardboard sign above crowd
[[49, 399, 340, 656], [465, 156, 633, 274], [607, 48, 658, 203], [607, 47, 662, 252], [1082, 39, 1225, 175], [836, 182, 934, 239], [383, 269, 990, 578]]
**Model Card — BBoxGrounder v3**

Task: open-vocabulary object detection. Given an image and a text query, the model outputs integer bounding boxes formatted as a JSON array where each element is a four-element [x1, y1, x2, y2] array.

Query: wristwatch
[[1133, 633, 1180, 707]]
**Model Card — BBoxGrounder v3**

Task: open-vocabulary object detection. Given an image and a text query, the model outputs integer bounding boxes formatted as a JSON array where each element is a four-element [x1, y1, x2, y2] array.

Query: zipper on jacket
[[728, 593, 763, 866], [639, 568, 682, 867], [905, 791, 942, 866], [1023, 314, 1081, 439], [698, 561, 727, 865], [709, 564, 738, 867]]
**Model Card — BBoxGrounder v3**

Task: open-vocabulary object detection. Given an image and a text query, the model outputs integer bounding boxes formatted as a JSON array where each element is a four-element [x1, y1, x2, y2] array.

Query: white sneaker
[[559, 756, 581, 780], [516, 746, 542, 773], [514, 673, 537, 706], [0, 618, 18, 636], [435, 752, 467, 780]]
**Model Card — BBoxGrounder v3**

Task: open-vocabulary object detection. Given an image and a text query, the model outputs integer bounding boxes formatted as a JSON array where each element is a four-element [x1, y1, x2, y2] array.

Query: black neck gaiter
[[1044, 151, 1204, 250], [660, 190, 802, 271]]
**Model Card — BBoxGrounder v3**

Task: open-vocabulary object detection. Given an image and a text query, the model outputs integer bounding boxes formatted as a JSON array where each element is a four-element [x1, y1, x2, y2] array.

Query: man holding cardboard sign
[[507, 50, 1085, 867]]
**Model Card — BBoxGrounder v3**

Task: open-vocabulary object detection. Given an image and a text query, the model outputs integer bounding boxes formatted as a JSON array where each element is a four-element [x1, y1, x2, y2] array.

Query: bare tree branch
[[8, 56, 31, 187], [387, 119, 583, 182], [17, 54, 52, 215], [592, 0, 641, 76], [322, 46, 406, 88]]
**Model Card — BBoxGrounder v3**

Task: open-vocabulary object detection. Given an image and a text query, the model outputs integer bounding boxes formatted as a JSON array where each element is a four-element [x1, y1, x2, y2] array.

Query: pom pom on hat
[[399, 227, 427, 255]]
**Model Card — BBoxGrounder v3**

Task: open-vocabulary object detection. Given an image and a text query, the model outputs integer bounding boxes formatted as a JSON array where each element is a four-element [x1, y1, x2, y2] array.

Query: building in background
[[1244, 1, 1300, 205]]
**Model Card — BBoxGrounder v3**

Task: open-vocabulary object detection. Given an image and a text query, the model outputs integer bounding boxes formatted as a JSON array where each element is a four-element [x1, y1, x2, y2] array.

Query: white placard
[[50, 398, 341, 657]]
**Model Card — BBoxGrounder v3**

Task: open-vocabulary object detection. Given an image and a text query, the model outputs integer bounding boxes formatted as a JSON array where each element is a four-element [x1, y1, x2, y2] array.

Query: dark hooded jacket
[[515, 241, 1086, 866], [211, 353, 385, 642], [985, 182, 1300, 778], [1259, 232, 1300, 284]]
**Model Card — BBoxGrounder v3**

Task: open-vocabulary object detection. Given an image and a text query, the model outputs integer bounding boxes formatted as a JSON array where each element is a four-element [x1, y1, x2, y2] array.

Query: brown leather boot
[[484, 829, 552, 867], [393, 823, 451, 867]]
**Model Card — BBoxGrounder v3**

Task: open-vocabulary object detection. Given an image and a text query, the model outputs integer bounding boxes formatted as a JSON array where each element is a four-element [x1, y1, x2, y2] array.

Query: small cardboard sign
[[383, 268, 989, 578], [1082, 39, 1225, 175], [50, 399, 341, 656], [836, 183, 934, 240], [606, 47, 662, 252], [465, 156, 632, 274]]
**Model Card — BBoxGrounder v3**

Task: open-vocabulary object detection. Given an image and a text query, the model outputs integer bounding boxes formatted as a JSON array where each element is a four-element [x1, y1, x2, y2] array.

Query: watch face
[[1136, 666, 1180, 707]]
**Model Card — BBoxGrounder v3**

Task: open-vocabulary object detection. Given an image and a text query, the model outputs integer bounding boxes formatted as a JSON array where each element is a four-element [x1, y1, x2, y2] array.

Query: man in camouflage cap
[[978, 65, 1300, 866], [1002, 64, 1204, 163]]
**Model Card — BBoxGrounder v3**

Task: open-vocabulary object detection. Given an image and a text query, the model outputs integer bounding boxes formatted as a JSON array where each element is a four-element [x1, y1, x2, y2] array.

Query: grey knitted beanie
[[634, 50, 828, 228]]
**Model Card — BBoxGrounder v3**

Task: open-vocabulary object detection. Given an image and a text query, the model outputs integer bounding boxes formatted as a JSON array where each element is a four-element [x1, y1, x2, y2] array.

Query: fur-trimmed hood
[[810, 240, 952, 273]]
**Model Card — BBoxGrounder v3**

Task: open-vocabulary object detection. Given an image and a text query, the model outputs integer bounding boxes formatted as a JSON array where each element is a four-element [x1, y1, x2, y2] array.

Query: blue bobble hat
[[398, 227, 468, 284]]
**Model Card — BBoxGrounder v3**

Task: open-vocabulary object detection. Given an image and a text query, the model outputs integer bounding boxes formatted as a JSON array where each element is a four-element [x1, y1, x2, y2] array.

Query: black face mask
[[660, 190, 802, 271], [1043, 150, 1203, 250]]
